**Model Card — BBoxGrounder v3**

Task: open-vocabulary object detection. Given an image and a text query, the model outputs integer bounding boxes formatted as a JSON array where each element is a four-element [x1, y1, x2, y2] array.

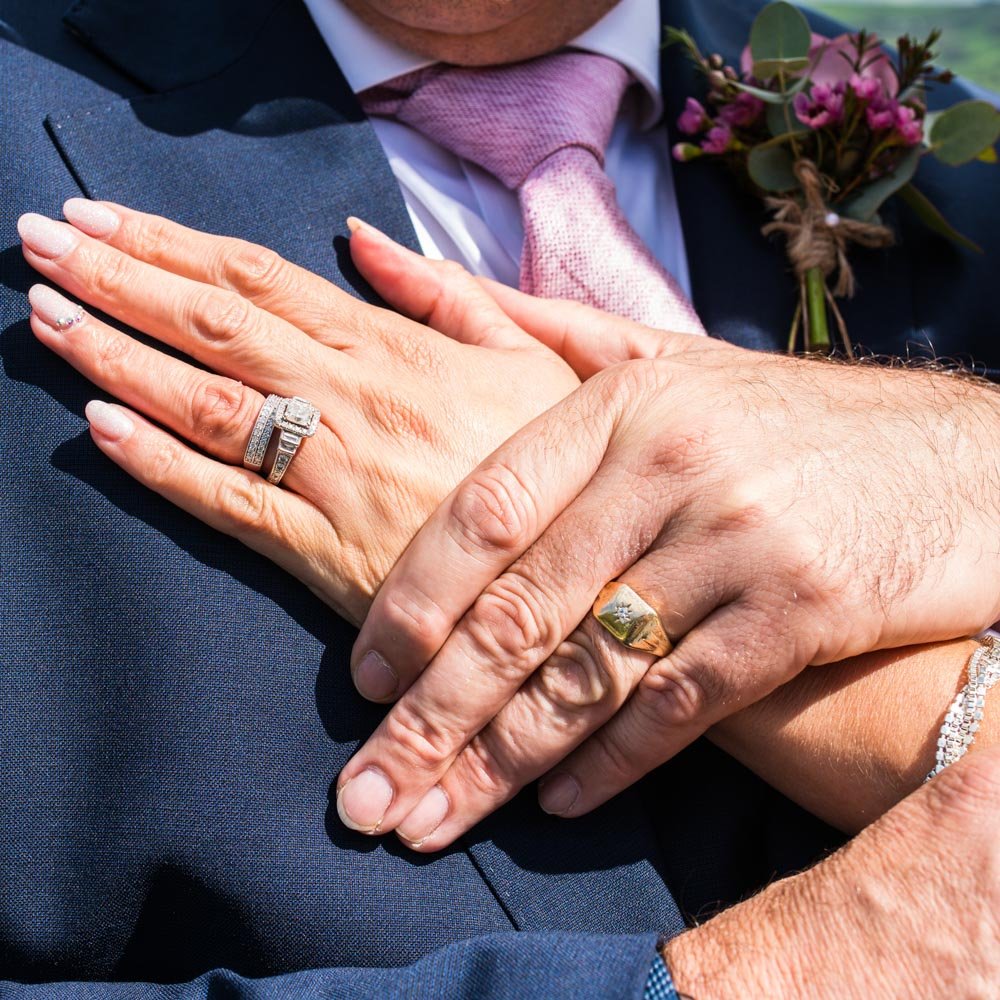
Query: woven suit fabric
[[362, 51, 706, 335]]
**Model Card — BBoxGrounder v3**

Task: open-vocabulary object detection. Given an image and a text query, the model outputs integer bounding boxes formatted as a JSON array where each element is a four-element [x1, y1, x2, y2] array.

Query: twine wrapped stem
[[762, 159, 895, 354]]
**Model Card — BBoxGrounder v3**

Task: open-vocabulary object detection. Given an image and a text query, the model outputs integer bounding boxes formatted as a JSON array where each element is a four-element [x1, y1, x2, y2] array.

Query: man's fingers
[[393, 620, 651, 851], [350, 378, 619, 700], [476, 276, 719, 378], [82, 400, 361, 620], [539, 601, 791, 817], [61, 199, 364, 347], [347, 218, 542, 352]]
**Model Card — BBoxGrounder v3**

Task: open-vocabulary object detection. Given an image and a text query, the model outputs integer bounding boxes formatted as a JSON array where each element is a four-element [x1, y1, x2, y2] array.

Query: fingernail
[[539, 773, 580, 816], [346, 216, 389, 242], [28, 284, 84, 331], [63, 199, 120, 238], [397, 786, 450, 847], [18, 213, 77, 259], [337, 767, 394, 833], [354, 650, 398, 701], [85, 400, 134, 442]]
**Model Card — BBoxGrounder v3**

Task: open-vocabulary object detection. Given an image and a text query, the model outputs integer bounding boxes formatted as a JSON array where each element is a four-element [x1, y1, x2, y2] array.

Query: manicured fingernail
[[354, 650, 398, 701], [337, 768, 394, 833], [539, 773, 580, 816], [85, 400, 134, 442], [63, 199, 120, 238], [397, 786, 450, 847], [28, 284, 84, 331], [18, 213, 77, 259]]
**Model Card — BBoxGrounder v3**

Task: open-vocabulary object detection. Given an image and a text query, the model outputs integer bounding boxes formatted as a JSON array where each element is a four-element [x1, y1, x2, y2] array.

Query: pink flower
[[809, 33, 898, 97], [701, 124, 733, 154], [794, 82, 845, 129], [719, 91, 765, 127], [740, 31, 897, 100], [849, 73, 882, 102], [678, 97, 709, 135], [866, 96, 898, 131], [894, 104, 924, 145]]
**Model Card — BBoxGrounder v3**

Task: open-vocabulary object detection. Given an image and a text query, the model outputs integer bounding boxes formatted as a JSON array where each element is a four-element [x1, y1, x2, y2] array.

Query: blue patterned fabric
[[1, 0, 998, 996], [643, 954, 679, 1000]]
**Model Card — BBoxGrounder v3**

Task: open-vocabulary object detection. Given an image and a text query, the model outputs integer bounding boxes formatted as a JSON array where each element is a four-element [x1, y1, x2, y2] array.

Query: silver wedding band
[[243, 394, 320, 486]]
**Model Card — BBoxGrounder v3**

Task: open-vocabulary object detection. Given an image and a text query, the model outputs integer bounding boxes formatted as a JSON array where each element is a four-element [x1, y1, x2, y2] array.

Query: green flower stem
[[805, 267, 831, 352]]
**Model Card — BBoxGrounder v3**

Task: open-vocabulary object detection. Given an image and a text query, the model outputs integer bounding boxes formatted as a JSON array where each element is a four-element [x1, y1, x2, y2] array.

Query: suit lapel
[[51, 0, 421, 291], [659, 0, 917, 357]]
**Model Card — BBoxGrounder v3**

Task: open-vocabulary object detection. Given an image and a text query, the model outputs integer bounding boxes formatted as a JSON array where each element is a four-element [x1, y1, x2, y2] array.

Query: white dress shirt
[[301, 0, 693, 298]]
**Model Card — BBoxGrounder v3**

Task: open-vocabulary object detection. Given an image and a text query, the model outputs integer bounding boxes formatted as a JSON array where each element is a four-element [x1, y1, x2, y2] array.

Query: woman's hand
[[18, 202, 583, 635], [343, 290, 1000, 847]]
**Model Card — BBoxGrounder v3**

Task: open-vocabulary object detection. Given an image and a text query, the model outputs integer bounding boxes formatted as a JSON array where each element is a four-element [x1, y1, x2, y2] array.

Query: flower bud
[[672, 142, 704, 162]]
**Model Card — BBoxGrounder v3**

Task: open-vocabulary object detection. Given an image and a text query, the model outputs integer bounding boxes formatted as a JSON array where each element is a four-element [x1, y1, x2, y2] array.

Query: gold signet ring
[[592, 582, 672, 658]]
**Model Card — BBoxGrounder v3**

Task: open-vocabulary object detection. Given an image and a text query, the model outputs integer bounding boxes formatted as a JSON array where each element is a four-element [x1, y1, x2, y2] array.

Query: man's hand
[[341, 240, 1000, 845], [666, 745, 1000, 998], [17, 201, 583, 637]]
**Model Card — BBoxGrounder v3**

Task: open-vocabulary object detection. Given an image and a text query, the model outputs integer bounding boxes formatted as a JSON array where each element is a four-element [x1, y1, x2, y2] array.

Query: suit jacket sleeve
[[1, 931, 660, 1000]]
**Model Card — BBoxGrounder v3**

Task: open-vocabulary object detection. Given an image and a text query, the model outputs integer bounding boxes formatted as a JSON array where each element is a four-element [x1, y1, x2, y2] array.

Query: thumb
[[347, 218, 544, 353], [476, 277, 715, 379]]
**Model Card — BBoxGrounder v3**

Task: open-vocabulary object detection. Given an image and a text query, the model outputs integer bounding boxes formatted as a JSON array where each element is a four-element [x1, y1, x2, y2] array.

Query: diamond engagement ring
[[242, 394, 320, 486], [592, 582, 672, 658]]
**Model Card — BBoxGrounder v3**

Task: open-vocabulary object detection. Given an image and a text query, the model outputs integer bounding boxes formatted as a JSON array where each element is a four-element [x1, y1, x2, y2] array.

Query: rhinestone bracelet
[[925, 636, 1000, 782]]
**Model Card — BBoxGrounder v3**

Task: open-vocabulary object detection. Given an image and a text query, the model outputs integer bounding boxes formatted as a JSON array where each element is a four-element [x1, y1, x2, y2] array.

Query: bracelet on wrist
[[925, 636, 1000, 782]]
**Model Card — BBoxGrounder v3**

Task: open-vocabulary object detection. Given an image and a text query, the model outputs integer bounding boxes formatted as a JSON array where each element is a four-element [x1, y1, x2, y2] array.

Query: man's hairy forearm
[[710, 639, 997, 832]]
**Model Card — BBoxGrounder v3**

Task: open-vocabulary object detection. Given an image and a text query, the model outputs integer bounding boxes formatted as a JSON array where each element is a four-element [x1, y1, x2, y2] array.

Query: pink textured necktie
[[362, 52, 706, 335]]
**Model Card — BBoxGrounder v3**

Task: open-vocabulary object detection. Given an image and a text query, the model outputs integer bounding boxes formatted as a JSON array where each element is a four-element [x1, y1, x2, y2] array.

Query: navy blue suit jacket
[[0, 0, 996, 995]]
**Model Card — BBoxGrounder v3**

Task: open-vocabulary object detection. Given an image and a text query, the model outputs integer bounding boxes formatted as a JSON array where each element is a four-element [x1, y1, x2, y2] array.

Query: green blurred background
[[809, 1, 1000, 91]]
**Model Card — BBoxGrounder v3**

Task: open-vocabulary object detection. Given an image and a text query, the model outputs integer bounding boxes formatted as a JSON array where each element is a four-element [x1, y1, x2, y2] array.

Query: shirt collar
[[302, 0, 664, 128]]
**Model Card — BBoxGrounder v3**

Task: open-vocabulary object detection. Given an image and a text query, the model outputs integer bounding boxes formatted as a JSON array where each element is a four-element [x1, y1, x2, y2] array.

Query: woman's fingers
[[82, 400, 359, 620], [350, 377, 619, 701], [18, 213, 336, 396], [27, 284, 338, 496], [61, 199, 364, 347], [475, 277, 722, 378], [347, 219, 546, 353]]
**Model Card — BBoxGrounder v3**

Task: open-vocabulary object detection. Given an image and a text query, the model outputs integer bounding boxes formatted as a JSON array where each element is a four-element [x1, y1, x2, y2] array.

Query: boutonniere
[[667, 1, 1000, 355]]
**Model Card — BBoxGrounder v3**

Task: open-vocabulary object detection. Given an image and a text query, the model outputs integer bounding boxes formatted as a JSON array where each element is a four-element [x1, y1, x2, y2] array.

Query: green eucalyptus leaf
[[753, 55, 810, 79], [748, 144, 799, 192], [898, 183, 983, 253], [750, 2, 812, 78], [929, 100, 1000, 166], [841, 145, 923, 221], [767, 100, 809, 138], [731, 75, 808, 106]]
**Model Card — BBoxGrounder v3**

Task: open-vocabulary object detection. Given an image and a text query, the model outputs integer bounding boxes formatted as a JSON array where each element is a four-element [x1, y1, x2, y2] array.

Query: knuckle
[[377, 587, 450, 654], [537, 635, 614, 710], [217, 475, 275, 535], [382, 704, 455, 774], [92, 331, 135, 377], [593, 725, 639, 786], [145, 438, 184, 485], [465, 574, 555, 672], [189, 288, 257, 345], [91, 249, 138, 299], [221, 241, 289, 296], [189, 378, 258, 445], [448, 464, 534, 557], [128, 215, 176, 265], [633, 658, 713, 729], [928, 748, 1000, 825], [459, 734, 511, 801]]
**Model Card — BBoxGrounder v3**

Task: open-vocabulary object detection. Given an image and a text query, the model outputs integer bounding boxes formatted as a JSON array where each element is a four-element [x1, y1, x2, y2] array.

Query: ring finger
[[28, 284, 341, 494]]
